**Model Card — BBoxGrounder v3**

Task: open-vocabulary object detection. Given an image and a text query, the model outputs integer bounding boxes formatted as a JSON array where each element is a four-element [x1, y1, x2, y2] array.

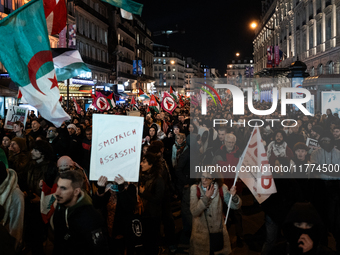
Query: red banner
[[266, 46, 273, 68], [274, 46, 280, 67]]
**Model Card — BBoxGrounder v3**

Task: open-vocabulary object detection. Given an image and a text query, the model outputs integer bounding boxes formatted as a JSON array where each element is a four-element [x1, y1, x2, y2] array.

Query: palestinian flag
[[52, 48, 91, 81], [161, 92, 177, 114], [17, 89, 28, 104], [107, 93, 116, 108], [131, 96, 138, 110], [149, 94, 159, 113], [170, 86, 178, 101], [41, 181, 57, 224], [138, 88, 149, 99]]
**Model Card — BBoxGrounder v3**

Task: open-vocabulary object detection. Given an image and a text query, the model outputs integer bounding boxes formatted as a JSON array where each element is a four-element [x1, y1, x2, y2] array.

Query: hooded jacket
[[269, 203, 334, 255], [53, 191, 109, 255]]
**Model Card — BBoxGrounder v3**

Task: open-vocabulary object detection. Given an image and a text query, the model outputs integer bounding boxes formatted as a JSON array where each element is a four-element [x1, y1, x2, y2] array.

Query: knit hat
[[293, 142, 309, 152], [67, 124, 77, 132], [311, 125, 323, 135], [11, 137, 26, 152]]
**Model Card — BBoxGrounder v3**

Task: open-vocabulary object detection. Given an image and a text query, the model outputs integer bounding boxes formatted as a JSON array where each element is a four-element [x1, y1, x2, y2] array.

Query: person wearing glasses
[[190, 171, 241, 255]]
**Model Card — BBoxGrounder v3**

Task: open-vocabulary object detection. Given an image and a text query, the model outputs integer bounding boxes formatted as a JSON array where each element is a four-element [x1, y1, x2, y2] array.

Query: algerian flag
[[52, 48, 91, 81], [101, 0, 143, 15], [0, 0, 70, 127]]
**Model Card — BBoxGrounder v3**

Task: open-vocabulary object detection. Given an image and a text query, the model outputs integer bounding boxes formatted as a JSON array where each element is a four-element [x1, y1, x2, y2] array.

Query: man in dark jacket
[[81, 127, 92, 176], [66, 124, 82, 163], [53, 170, 109, 255], [46, 126, 68, 160], [28, 119, 46, 140]]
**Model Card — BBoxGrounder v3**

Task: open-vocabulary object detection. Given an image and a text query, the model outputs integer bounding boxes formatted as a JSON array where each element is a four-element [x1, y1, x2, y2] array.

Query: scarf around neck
[[267, 141, 287, 158], [0, 169, 19, 225]]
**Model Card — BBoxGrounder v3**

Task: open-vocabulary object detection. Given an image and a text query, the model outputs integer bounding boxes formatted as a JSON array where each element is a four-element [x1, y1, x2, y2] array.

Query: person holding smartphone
[[190, 171, 241, 255]]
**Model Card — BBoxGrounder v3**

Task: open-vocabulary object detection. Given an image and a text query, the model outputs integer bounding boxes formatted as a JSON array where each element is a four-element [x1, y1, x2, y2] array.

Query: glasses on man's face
[[201, 176, 212, 180], [48, 130, 55, 133]]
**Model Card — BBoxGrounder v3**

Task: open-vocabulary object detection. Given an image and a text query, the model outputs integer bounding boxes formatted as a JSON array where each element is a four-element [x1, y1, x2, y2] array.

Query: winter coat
[[139, 174, 165, 219], [53, 191, 109, 255], [190, 183, 242, 255]]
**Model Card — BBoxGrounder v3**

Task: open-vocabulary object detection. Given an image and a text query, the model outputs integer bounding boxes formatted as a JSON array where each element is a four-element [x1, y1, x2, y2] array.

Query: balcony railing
[[118, 40, 134, 52], [74, 0, 108, 24], [82, 56, 111, 69], [118, 23, 135, 39], [118, 71, 136, 80], [117, 56, 133, 65]]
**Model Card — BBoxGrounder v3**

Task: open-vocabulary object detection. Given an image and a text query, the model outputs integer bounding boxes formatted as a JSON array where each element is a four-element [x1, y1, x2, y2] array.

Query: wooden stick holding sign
[[90, 114, 144, 182]]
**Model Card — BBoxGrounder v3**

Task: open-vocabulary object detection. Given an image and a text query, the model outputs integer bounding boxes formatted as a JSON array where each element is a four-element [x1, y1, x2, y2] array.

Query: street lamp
[[236, 52, 240, 57], [250, 22, 257, 29]]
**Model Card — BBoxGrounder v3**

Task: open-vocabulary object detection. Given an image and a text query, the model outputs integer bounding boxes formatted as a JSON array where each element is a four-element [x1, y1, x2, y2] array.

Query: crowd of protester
[[0, 97, 339, 255]]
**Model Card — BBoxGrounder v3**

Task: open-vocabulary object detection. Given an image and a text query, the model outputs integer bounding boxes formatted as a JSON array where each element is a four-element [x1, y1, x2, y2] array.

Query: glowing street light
[[170, 60, 175, 65], [236, 53, 240, 57], [250, 22, 257, 29]]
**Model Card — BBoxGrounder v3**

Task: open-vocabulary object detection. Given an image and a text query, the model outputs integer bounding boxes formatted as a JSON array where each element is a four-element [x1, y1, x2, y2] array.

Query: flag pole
[[66, 0, 70, 110], [224, 126, 257, 224]]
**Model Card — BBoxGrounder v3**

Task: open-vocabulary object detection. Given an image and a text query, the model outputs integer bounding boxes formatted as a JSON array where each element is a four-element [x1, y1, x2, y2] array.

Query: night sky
[[138, 0, 263, 74]]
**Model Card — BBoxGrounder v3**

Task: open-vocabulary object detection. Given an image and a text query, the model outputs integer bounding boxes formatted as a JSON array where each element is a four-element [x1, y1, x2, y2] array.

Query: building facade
[[253, 0, 340, 76], [153, 46, 186, 95], [185, 57, 199, 94]]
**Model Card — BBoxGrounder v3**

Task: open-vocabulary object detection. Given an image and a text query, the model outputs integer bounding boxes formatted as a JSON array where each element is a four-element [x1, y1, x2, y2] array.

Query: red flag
[[18, 89, 22, 99], [131, 96, 136, 106], [73, 97, 81, 114], [138, 88, 144, 96], [179, 95, 185, 107], [161, 92, 177, 114], [170, 86, 173, 94], [43, 0, 67, 35], [92, 92, 109, 112]]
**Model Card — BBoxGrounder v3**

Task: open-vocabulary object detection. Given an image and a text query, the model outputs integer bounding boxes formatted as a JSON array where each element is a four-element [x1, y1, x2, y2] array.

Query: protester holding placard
[[93, 175, 137, 255]]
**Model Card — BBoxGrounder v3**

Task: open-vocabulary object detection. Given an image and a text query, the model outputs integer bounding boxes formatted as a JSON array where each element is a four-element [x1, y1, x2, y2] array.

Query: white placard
[[4, 105, 28, 130], [90, 114, 144, 182], [321, 91, 340, 115]]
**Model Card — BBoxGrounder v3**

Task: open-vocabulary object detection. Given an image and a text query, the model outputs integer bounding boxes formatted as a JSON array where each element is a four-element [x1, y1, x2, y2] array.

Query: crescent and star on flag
[[28, 50, 59, 95]]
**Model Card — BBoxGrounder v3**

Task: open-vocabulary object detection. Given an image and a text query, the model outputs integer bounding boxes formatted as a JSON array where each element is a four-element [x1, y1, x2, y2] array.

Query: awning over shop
[[302, 74, 340, 87]]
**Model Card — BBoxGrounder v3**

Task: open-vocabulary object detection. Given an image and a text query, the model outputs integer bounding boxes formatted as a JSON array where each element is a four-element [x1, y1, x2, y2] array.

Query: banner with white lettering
[[237, 126, 277, 204], [4, 105, 28, 129], [90, 114, 144, 182]]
